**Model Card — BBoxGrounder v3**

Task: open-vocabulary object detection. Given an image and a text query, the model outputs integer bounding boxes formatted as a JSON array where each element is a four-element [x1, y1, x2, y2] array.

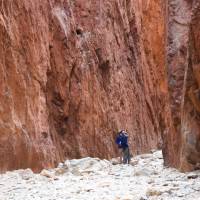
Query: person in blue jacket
[[115, 130, 130, 164]]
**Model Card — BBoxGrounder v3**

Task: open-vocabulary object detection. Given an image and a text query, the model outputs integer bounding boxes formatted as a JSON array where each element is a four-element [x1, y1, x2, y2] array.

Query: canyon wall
[[0, 0, 168, 172], [166, 0, 200, 171]]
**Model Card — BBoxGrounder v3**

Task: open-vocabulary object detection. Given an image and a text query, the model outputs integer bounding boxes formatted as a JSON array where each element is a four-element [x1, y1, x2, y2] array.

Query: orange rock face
[[0, 0, 169, 172], [166, 0, 200, 171]]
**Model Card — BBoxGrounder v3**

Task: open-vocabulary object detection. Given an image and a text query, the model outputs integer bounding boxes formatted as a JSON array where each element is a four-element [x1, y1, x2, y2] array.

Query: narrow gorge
[[0, 0, 199, 173]]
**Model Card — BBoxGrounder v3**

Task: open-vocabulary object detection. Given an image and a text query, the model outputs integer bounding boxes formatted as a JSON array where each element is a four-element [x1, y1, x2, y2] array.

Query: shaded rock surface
[[165, 0, 200, 171], [0, 151, 200, 200], [0, 0, 168, 172]]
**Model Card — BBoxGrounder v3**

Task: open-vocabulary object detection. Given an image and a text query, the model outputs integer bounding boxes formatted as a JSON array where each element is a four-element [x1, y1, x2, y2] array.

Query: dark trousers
[[122, 147, 130, 164]]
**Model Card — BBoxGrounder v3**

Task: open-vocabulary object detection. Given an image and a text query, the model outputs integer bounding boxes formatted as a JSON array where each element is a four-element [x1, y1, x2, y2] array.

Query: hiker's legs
[[127, 148, 131, 164], [122, 148, 129, 164], [123, 148, 127, 164], [118, 148, 123, 163]]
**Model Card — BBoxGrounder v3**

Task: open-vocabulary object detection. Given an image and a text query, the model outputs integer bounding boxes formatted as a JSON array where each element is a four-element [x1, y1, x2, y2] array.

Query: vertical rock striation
[[0, 0, 169, 172], [166, 0, 200, 171]]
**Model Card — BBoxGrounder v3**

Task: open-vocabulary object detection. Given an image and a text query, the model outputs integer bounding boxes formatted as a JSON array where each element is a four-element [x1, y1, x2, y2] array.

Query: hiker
[[115, 130, 130, 164]]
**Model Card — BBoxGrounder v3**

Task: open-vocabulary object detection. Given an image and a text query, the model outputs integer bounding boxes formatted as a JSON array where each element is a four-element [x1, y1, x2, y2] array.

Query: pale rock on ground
[[0, 151, 200, 200]]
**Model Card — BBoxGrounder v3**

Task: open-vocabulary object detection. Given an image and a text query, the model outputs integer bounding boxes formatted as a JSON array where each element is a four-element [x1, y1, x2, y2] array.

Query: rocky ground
[[0, 151, 199, 200]]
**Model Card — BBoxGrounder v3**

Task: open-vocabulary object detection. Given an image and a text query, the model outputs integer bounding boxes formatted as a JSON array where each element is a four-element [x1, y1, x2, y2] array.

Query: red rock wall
[[166, 0, 200, 171], [0, 0, 168, 172]]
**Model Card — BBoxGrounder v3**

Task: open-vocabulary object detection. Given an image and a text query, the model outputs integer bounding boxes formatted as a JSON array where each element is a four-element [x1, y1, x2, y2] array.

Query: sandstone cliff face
[[166, 0, 200, 171], [0, 0, 168, 172]]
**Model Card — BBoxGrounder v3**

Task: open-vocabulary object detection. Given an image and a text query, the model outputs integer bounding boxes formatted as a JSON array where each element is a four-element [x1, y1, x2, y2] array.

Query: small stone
[[40, 169, 53, 178], [187, 174, 198, 179], [18, 169, 34, 180], [130, 160, 138, 166], [163, 183, 168, 186], [146, 189, 162, 196], [86, 189, 92, 192], [71, 168, 82, 176], [57, 163, 64, 168], [150, 149, 157, 153], [148, 179, 155, 184], [55, 167, 68, 175], [40, 169, 58, 180], [110, 158, 120, 165]]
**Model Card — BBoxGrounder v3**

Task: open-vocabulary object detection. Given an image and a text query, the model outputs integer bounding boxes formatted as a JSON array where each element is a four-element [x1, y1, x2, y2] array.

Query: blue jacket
[[116, 132, 129, 149]]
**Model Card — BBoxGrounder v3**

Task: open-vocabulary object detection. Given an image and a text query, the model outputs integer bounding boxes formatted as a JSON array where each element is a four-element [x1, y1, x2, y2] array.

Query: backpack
[[116, 131, 128, 149]]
